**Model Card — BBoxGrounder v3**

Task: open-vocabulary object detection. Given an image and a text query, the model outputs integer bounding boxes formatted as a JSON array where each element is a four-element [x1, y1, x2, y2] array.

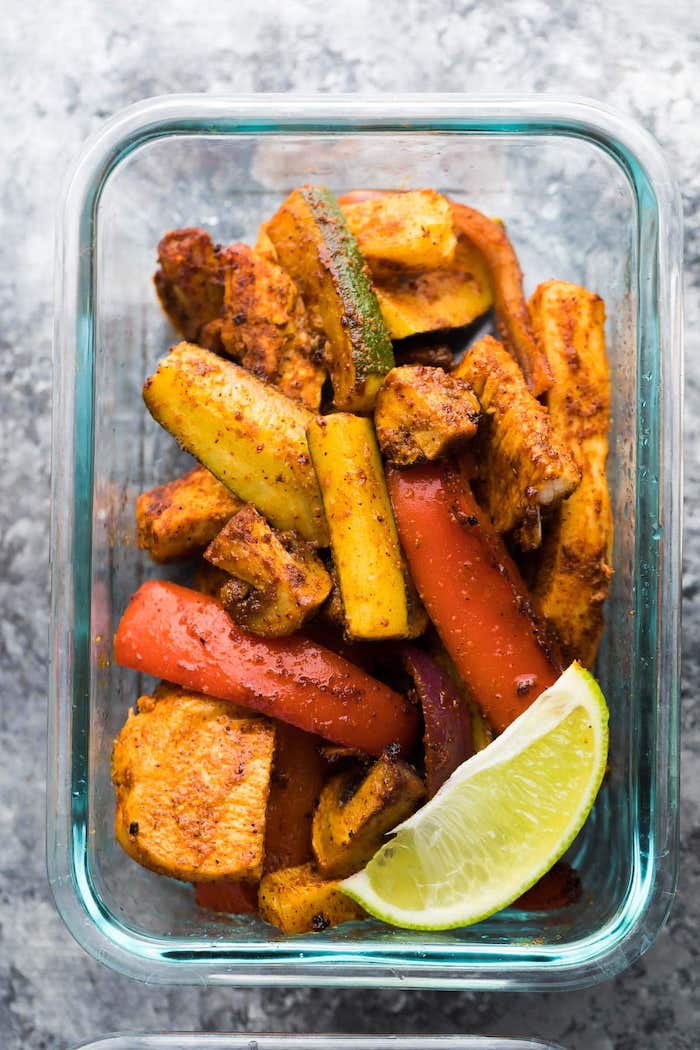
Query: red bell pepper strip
[[388, 464, 558, 732], [194, 880, 258, 915], [114, 580, 418, 756], [264, 722, 325, 873]]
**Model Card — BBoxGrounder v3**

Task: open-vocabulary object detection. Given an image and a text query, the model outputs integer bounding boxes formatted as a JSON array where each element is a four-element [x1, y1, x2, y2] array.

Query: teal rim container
[[49, 95, 683, 988]]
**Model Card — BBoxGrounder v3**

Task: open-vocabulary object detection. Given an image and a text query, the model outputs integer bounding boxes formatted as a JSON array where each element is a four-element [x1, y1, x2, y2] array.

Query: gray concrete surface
[[1, 1, 698, 1047]]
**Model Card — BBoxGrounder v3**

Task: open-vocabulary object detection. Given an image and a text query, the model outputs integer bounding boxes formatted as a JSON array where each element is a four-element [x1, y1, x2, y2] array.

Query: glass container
[[50, 95, 683, 988]]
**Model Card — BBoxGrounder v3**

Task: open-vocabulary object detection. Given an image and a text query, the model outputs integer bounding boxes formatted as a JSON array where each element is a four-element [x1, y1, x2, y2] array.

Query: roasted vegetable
[[337, 190, 492, 340], [402, 647, 474, 798], [451, 201, 552, 396], [388, 463, 559, 733], [142, 343, 328, 545], [374, 364, 480, 467], [430, 648, 495, 753], [454, 335, 581, 549], [204, 505, 331, 637], [194, 880, 259, 914], [112, 689, 275, 882], [341, 190, 457, 274], [312, 753, 425, 878], [307, 413, 416, 640], [210, 243, 325, 409], [154, 228, 224, 343], [114, 581, 420, 755], [265, 185, 394, 411], [264, 723, 326, 873], [529, 281, 613, 667], [136, 466, 241, 563], [372, 236, 493, 340], [258, 862, 365, 934]]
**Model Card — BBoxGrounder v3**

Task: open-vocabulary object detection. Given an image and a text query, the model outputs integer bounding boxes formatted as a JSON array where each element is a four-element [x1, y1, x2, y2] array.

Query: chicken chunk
[[374, 365, 481, 467], [136, 466, 241, 563], [529, 281, 613, 667], [154, 228, 225, 344], [211, 243, 325, 410], [312, 753, 426, 878], [258, 862, 366, 934], [154, 230, 324, 409], [204, 504, 332, 637], [112, 690, 275, 883], [454, 335, 581, 550]]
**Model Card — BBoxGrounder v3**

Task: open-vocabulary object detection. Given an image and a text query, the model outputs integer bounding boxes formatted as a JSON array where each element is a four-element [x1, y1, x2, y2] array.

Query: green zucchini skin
[[267, 185, 394, 411], [306, 412, 409, 641]]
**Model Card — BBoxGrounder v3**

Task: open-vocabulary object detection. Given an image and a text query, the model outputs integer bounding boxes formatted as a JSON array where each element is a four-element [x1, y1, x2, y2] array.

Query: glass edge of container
[[47, 93, 683, 990], [67, 1035, 565, 1050]]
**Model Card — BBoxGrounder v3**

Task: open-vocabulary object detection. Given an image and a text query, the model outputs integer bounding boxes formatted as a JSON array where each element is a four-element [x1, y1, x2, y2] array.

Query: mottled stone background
[[1, 1, 698, 1048]]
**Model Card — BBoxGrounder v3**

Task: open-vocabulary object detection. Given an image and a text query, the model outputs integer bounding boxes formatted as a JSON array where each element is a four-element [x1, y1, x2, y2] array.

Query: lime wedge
[[342, 662, 608, 930]]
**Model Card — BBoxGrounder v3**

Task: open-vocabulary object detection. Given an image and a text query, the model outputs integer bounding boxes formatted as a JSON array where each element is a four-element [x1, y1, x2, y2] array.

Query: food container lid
[[70, 1035, 566, 1049]]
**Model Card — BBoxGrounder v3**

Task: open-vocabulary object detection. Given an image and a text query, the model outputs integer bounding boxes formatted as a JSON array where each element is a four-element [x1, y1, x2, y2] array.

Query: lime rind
[[342, 662, 609, 930]]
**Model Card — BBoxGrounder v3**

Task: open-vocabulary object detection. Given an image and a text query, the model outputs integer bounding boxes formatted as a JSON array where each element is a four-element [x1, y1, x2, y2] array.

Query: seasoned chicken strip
[[154, 231, 324, 409], [136, 465, 241, 563], [112, 690, 275, 883], [204, 503, 332, 637], [375, 364, 480, 467], [454, 335, 580, 549], [209, 243, 325, 410], [529, 281, 613, 667], [154, 228, 225, 344]]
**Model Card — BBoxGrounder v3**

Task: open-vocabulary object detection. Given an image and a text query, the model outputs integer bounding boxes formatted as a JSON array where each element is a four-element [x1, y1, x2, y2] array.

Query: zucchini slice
[[341, 189, 457, 273], [143, 343, 329, 545], [306, 412, 410, 640], [266, 185, 395, 411]]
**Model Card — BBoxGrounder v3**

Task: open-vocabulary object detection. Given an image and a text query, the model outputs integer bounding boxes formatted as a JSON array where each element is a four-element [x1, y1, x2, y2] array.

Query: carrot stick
[[388, 464, 558, 732], [114, 580, 418, 756]]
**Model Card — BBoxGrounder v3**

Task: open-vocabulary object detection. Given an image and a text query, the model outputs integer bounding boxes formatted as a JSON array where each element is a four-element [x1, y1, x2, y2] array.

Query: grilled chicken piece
[[154, 230, 324, 409], [374, 365, 480, 467], [154, 228, 225, 344], [258, 862, 365, 934], [211, 243, 325, 410], [450, 202, 553, 396], [204, 504, 332, 637], [529, 281, 613, 667], [454, 336, 581, 550], [136, 466, 241, 563], [112, 690, 276, 883], [312, 753, 425, 878]]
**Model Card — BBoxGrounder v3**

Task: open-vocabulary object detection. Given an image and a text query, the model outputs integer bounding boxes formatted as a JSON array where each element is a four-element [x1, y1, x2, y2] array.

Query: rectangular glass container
[[50, 95, 683, 989]]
